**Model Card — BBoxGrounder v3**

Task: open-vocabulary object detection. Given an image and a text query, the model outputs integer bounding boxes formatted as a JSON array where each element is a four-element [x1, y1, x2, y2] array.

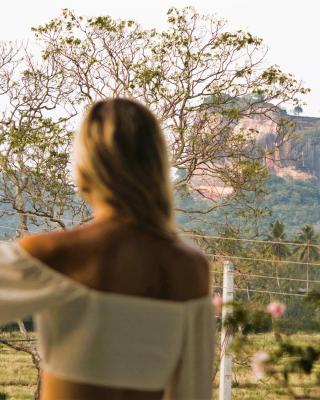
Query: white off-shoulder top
[[0, 241, 215, 400]]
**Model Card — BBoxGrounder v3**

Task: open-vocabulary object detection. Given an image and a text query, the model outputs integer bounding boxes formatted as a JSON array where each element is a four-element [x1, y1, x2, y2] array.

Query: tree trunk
[[16, 320, 27, 337]]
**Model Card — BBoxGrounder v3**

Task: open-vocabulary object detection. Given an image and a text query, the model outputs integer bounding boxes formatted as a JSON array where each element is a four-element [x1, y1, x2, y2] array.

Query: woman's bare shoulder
[[17, 227, 211, 300], [157, 237, 211, 300], [17, 227, 82, 267]]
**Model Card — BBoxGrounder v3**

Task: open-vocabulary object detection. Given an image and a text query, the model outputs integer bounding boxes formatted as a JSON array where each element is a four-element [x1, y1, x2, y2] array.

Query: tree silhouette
[[293, 105, 303, 116], [293, 225, 320, 293], [267, 220, 291, 287]]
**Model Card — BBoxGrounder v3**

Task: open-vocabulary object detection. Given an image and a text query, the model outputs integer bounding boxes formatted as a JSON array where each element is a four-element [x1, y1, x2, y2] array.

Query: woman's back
[[0, 98, 214, 400], [19, 219, 211, 400], [24, 219, 210, 300]]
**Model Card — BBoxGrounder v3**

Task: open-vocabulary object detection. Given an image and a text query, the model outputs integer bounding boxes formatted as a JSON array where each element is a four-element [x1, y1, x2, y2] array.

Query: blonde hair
[[74, 98, 176, 239]]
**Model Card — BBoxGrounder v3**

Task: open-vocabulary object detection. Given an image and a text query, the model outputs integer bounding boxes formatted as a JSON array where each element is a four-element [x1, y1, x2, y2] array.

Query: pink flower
[[212, 293, 223, 315], [251, 351, 269, 380], [266, 302, 286, 318]]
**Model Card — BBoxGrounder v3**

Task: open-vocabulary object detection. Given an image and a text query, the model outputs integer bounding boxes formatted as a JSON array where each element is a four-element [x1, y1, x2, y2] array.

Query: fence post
[[306, 262, 309, 294], [219, 260, 235, 400]]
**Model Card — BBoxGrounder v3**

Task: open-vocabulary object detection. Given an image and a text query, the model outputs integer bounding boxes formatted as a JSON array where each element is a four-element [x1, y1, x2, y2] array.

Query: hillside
[[259, 176, 320, 234], [178, 109, 320, 235], [176, 175, 320, 236]]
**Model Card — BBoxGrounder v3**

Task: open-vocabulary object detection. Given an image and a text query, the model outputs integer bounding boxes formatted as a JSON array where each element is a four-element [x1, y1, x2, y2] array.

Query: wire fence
[[183, 233, 320, 308]]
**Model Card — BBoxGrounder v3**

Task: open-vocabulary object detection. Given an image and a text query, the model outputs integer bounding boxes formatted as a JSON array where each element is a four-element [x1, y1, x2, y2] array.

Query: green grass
[[0, 333, 37, 400], [213, 332, 320, 400], [1, 332, 320, 399]]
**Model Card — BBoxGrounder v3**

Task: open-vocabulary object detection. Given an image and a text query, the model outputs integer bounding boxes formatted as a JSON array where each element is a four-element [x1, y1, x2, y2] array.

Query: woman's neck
[[93, 207, 116, 221], [93, 204, 133, 226]]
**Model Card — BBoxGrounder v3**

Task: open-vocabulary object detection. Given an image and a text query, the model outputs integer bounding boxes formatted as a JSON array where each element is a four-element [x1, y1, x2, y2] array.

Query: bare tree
[[30, 7, 308, 223], [0, 44, 90, 233]]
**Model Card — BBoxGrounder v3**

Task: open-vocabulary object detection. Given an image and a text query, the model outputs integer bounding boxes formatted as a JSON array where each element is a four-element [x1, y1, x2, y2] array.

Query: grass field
[[213, 333, 320, 400], [1, 332, 320, 400], [0, 333, 37, 400]]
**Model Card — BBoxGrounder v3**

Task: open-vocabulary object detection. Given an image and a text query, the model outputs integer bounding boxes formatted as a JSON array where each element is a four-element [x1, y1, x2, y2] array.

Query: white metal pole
[[219, 260, 235, 400]]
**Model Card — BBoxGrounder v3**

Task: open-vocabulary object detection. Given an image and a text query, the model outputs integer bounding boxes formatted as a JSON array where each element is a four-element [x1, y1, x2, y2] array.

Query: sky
[[1, 0, 319, 116]]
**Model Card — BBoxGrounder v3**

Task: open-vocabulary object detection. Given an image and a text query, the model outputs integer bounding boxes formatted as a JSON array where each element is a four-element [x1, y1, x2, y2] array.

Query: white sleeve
[[170, 299, 215, 400], [0, 241, 82, 326]]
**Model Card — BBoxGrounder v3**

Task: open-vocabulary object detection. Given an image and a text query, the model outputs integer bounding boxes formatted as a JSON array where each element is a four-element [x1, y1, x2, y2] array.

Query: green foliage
[[224, 299, 320, 396], [305, 291, 320, 307], [224, 302, 272, 335], [293, 225, 320, 262], [261, 177, 320, 235], [0, 115, 90, 231], [266, 220, 291, 259]]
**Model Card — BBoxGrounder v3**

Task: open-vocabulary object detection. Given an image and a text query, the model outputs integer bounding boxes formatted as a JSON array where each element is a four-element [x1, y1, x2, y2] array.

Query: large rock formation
[[258, 115, 320, 180], [190, 112, 320, 201]]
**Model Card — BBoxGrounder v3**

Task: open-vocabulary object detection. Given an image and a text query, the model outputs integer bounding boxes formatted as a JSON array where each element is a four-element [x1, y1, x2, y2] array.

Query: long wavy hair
[[74, 98, 176, 239]]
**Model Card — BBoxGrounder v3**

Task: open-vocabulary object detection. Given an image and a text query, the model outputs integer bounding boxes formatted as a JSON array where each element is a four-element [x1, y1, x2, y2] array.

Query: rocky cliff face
[[258, 115, 320, 180], [235, 112, 320, 180], [191, 111, 320, 201], [190, 113, 320, 201]]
